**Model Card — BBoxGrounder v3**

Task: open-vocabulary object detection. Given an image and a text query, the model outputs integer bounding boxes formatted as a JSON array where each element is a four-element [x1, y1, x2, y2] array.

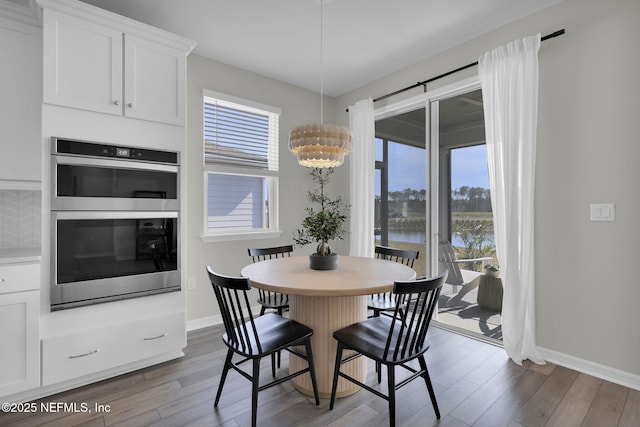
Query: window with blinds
[[203, 91, 281, 239]]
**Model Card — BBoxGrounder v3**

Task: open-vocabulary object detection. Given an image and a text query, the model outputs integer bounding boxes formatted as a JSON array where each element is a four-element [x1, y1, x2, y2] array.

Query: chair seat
[[333, 316, 430, 365], [367, 295, 397, 311], [223, 313, 312, 358], [257, 294, 289, 310]]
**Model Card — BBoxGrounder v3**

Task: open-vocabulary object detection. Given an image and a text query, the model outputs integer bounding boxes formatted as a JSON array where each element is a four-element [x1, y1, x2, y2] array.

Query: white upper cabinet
[[124, 34, 186, 125], [0, 15, 41, 183], [43, 10, 123, 116], [40, 0, 195, 126]]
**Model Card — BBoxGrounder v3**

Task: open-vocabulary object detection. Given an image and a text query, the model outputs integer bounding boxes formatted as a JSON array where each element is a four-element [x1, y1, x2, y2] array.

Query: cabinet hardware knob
[[127, 103, 133, 108], [143, 333, 168, 341], [0, 278, 5, 282], [114, 100, 120, 106], [68, 349, 100, 359]]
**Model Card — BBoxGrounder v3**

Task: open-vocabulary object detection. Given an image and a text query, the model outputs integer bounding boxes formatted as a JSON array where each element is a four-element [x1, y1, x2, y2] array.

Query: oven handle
[[52, 154, 179, 173], [52, 211, 178, 220]]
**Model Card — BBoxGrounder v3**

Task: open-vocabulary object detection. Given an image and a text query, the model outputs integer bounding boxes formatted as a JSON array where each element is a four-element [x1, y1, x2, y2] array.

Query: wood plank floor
[[1, 324, 638, 427]]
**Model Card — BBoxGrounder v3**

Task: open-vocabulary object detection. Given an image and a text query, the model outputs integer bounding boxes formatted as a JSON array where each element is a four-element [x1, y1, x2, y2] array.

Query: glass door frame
[[374, 76, 481, 278]]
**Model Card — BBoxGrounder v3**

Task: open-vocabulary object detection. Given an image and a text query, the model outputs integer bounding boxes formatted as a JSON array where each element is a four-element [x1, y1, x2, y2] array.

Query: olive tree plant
[[293, 168, 349, 256]]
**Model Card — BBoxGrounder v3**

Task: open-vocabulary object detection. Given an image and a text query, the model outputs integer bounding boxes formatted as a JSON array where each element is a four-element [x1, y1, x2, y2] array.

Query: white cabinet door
[[43, 9, 123, 116], [124, 35, 185, 126], [0, 291, 40, 397], [0, 16, 41, 182]]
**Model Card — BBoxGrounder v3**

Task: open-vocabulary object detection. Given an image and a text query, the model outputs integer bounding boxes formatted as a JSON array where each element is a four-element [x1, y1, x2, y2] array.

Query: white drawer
[[0, 263, 40, 295], [42, 312, 185, 386], [126, 313, 186, 361]]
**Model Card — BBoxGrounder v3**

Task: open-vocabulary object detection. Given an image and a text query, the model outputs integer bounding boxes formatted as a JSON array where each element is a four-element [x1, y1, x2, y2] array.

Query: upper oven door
[[52, 155, 179, 211]]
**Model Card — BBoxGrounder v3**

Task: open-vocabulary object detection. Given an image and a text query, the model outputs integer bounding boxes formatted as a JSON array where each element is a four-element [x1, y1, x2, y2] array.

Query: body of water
[[380, 230, 495, 247]]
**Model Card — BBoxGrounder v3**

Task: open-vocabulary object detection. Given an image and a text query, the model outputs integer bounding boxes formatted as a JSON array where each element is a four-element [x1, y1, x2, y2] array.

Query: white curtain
[[348, 97, 375, 257], [479, 34, 545, 365]]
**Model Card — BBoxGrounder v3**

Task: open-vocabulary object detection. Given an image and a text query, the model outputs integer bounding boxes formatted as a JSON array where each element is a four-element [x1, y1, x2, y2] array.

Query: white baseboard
[[539, 347, 640, 391], [186, 304, 263, 332], [186, 314, 221, 331]]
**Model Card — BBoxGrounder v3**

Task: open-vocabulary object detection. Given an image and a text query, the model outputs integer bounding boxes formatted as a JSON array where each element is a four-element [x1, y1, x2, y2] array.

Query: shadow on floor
[[437, 284, 503, 340]]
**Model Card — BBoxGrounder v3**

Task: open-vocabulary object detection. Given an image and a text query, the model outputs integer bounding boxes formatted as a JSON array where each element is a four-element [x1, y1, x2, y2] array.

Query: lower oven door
[[51, 211, 180, 310]]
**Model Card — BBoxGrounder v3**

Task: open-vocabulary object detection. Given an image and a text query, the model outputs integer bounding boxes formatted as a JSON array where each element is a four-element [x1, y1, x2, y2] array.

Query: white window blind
[[204, 97, 279, 171]]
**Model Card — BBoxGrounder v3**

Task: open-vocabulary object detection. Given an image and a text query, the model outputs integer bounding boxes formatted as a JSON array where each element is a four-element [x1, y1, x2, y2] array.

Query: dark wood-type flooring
[[1, 324, 638, 427]]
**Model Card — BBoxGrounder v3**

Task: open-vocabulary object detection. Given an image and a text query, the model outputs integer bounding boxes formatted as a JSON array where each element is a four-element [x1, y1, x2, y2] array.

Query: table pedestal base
[[289, 295, 367, 398]]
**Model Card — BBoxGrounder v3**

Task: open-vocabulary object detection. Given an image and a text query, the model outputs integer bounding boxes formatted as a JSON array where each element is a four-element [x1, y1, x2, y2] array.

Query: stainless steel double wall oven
[[50, 138, 181, 310]]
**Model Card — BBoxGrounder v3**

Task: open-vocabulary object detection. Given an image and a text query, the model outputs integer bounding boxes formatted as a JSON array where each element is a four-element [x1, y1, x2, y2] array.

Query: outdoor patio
[[436, 282, 503, 341]]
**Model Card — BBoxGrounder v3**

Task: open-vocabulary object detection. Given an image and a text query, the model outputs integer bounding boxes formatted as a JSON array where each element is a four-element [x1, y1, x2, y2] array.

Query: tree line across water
[[380, 186, 492, 216]]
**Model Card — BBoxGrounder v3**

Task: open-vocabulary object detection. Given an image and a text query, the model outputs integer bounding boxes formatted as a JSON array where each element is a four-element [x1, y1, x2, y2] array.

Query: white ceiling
[[78, 0, 564, 97]]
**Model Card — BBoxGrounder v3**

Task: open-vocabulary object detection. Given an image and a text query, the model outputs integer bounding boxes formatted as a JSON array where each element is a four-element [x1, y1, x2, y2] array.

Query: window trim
[[200, 90, 282, 242]]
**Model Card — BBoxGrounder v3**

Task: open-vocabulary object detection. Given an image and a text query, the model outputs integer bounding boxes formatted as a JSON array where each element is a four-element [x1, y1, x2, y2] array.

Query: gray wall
[[337, 0, 640, 378]]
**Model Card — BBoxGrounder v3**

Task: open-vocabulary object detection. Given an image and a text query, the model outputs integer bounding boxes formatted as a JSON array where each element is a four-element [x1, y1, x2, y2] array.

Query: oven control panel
[[53, 138, 178, 165]]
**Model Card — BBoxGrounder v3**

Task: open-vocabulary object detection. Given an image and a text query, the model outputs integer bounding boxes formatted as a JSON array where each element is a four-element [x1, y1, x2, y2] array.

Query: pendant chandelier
[[288, 0, 352, 168]]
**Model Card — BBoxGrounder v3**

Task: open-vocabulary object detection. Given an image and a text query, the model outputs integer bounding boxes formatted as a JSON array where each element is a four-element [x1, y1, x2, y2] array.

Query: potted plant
[[484, 263, 500, 278], [293, 168, 349, 270]]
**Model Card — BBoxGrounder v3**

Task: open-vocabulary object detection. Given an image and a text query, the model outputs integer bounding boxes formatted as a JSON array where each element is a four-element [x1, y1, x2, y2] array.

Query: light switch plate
[[590, 203, 615, 222]]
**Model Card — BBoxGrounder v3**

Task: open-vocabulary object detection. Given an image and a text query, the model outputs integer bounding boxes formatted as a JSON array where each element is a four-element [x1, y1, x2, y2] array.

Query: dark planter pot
[[309, 253, 338, 270]]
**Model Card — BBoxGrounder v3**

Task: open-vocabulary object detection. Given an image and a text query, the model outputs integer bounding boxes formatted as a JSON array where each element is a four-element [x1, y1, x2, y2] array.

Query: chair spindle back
[[248, 245, 293, 309], [207, 266, 262, 355], [371, 246, 419, 303], [383, 270, 447, 361], [374, 245, 419, 267], [248, 245, 293, 262]]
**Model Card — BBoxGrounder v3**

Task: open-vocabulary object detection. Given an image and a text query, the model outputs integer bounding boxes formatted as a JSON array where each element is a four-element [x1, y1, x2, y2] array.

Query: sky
[[451, 145, 490, 190], [376, 141, 489, 193]]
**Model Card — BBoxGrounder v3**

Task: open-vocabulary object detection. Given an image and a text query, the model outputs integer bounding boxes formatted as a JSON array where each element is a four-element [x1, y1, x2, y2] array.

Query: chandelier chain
[[320, 0, 324, 124]]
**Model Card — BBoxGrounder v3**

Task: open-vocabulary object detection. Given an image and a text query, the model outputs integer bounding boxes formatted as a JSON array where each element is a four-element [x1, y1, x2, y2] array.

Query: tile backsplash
[[0, 190, 41, 249]]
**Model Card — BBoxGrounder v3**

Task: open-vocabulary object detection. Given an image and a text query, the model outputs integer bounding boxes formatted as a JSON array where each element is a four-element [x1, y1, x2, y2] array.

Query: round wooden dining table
[[240, 255, 416, 398]]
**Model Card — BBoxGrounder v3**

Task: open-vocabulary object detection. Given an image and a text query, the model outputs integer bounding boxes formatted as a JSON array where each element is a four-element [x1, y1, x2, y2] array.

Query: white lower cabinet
[[0, 261, 41, 398], [42, 312, 185, 386], [0, 290, 40, 397]]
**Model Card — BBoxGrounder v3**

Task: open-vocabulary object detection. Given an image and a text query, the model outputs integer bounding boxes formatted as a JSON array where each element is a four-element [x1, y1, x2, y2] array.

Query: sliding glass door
[[375, 108, 427, 278], [374, 78, 502, 343]]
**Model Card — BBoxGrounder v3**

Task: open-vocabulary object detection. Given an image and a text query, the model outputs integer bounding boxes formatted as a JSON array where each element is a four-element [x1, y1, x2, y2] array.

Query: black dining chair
[[206, 266, 319, 427], [329, 271, 448, 427], [368, 246, 420, 381], [368, 246, 420, 318], [248, 245, 293, 316]]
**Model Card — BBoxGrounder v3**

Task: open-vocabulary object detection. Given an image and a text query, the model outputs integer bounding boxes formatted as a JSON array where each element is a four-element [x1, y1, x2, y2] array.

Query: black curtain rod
[[346, 29, 565, 111]]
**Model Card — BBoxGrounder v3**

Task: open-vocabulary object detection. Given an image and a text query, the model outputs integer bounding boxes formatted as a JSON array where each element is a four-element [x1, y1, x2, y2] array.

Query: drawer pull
[[144, 333, 168, 341], [68, 349, 100, 359]]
